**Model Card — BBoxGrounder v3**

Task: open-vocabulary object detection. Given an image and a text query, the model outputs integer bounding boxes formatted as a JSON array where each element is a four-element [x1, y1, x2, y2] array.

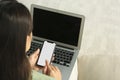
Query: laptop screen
[[32, 5, 84, 47]]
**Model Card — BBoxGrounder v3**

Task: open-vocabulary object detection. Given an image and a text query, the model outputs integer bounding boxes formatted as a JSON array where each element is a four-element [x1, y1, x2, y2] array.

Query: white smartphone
[[37, 41, 56, 67]]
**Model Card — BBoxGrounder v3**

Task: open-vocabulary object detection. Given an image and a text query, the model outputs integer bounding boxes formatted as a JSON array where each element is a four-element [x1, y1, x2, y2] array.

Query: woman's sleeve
[[32, 70, 55, 80]]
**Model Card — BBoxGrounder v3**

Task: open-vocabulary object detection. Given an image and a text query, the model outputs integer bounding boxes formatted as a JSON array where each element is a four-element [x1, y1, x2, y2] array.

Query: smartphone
[[37, 41, 56, 67]]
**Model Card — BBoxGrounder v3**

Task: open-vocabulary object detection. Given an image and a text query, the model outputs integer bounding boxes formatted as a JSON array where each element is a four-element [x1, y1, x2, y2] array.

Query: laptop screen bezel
[[31, 4, 85, 50]]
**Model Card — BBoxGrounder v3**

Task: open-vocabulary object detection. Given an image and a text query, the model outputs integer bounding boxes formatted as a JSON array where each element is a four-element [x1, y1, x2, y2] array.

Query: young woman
[[0, 0, 61, 80]]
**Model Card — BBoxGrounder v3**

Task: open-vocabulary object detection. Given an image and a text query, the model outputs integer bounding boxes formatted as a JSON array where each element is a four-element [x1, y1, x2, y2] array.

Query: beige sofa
[[77, 54, 120, 80]]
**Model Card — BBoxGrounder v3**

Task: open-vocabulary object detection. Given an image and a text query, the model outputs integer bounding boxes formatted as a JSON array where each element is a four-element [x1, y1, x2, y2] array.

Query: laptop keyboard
[[27, 42, 43, 55], [27, 42, 74, 67], [53, 48, 74, 67]]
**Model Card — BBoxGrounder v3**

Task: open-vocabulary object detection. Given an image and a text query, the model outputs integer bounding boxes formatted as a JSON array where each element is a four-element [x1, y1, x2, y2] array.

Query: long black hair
[[0, 0, 33, 80]]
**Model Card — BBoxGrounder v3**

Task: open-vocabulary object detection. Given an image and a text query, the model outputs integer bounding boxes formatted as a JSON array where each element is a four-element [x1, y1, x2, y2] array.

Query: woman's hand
[[43, 60, 62, 80], [28, 48, 55, 71], [28, 49, 62, 80], [28, 49, 41, 71]]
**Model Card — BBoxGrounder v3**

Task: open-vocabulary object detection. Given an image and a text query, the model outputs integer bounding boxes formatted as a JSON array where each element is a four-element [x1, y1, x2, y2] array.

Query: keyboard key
[[52, 47, 74, 67]]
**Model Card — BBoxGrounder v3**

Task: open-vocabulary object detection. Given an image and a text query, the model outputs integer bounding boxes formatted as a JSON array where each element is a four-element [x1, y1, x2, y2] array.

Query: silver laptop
[[28, 4, 85, 80]]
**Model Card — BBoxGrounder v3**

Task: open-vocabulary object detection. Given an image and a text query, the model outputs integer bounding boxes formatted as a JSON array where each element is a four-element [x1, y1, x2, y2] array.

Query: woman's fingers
[[33, 48, 40, 56], [28, 49, 40, 68], [30, 49, 40, 59], [43, 60, 62, 80], [51, 54, 55, 61]]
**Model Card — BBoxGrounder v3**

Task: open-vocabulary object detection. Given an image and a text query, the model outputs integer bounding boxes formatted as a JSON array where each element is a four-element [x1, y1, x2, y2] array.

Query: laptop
[[28, 4, 85, 80]]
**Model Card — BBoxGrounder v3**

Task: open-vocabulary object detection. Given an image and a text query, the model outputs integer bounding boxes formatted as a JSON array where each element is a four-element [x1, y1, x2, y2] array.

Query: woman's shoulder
[[32, 70, 55, 80]]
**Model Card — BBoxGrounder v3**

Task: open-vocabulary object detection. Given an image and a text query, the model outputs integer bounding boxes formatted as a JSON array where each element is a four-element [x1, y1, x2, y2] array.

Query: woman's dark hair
[[0, 0, 33, 80]]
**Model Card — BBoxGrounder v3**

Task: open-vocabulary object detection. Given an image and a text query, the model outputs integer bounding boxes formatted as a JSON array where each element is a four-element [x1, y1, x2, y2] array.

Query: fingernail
[[37, 48, 40, 52]]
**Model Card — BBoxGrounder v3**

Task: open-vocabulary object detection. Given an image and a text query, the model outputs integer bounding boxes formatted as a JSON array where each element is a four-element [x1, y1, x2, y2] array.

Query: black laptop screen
[[33, 7, 82, 46]]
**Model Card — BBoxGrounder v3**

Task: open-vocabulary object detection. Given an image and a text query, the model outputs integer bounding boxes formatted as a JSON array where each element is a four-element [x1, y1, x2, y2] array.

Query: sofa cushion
[[78, 54, 120, 80]]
